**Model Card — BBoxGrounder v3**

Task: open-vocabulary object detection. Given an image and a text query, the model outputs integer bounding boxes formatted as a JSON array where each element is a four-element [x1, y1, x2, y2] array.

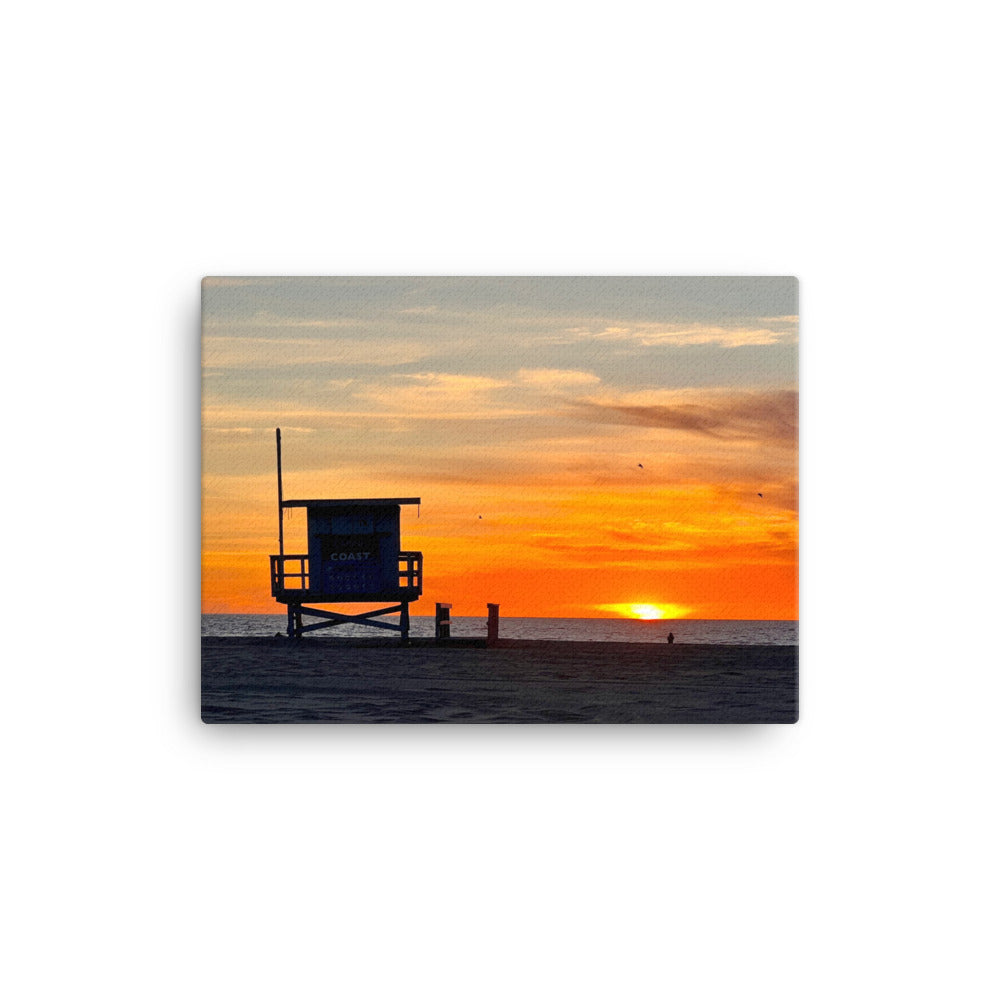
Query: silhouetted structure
[[435, 603, 452, 640], [269, 429, 422, 640]]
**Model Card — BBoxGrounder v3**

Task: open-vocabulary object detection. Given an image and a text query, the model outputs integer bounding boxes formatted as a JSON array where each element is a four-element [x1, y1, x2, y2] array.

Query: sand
[[201, 636, 798, 723]]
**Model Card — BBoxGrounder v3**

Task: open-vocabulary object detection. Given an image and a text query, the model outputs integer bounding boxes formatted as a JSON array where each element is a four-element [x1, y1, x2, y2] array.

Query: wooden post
[[435, 603, 452, 640], [400, 601, 410, 643], [487, 603, 499, 644]]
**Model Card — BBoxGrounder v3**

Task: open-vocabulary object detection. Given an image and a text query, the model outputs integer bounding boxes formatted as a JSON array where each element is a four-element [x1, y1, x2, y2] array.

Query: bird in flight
[[757, 493, 763, 498], [638, 463, 644, 469]]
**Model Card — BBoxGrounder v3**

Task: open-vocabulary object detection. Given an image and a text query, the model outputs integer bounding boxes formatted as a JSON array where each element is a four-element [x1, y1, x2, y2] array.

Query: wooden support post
[[487, 603, 499, 644], [286, 604, 296, 639], [400, 601, 410, 643], [435, 603, 452, 640]]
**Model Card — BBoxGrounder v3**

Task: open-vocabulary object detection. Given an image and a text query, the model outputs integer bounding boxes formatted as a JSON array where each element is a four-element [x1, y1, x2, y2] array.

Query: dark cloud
[[569, 390, 797, 445]]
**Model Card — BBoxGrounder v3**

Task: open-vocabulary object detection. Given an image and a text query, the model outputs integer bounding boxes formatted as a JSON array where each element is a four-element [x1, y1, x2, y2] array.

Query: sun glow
[[631, 604, 666, 619], [597, 602, 693, 620]]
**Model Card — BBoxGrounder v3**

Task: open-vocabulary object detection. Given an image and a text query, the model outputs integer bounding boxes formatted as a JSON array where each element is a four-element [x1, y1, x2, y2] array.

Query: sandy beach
[[202, 636, 798, 723]]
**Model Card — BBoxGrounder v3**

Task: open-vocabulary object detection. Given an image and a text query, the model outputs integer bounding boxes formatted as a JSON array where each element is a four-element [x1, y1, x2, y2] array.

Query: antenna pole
[[276, 427, 284, 558]]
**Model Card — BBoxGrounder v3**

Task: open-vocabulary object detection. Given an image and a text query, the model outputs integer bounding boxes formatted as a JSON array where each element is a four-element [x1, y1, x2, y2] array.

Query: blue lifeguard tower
[[269, 429, 422, 640]]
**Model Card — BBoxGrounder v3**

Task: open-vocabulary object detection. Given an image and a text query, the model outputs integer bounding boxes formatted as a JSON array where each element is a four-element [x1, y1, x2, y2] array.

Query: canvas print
[[201, 277, 798, 723]]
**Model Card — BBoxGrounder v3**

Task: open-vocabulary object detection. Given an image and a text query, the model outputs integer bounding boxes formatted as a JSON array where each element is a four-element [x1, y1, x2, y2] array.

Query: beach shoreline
[[202, 636, 798, 724]]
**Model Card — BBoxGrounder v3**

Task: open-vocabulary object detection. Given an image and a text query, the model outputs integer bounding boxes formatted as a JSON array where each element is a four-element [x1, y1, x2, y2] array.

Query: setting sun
[[597, 603, 693, 620], [632, 604, 665, 619]]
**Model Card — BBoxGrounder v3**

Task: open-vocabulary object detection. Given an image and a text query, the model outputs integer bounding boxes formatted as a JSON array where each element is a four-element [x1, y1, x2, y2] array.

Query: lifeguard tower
[[269, 429, 422, 640]]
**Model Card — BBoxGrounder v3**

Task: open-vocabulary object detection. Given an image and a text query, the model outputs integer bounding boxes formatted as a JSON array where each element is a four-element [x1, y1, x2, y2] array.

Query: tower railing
[[398, 551, 422, 591], [270, 552, 422, 597], [270, 554, 309, 593]]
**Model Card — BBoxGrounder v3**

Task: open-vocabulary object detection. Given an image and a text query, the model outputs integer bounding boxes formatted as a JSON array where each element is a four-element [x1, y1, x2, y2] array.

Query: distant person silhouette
[[667, 632, 674, 644]]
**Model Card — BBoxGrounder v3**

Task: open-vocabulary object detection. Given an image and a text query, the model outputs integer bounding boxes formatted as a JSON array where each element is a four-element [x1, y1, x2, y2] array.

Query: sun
[[596, 602, 693, 620], [630, 604, 666, 620]]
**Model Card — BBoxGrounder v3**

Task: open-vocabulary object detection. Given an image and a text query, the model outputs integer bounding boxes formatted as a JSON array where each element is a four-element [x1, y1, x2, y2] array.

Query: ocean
[[202, 613, 797, 645]]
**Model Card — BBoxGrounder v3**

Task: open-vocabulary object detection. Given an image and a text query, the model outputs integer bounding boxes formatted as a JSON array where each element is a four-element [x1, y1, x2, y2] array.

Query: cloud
[[517, 368, 601, 388], [354, 372, 531, 419], [402, 373, 511, 390], [204, 310, 363, 330], [571, 389, 798, 444], [202, 335, 433, 368], [352, 370, 606, 421], [568, 320, 796, 348]]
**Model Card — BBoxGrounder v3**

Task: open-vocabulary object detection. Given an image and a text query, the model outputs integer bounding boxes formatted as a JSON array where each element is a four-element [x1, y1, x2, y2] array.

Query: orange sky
[[202, 277, 797, 620]]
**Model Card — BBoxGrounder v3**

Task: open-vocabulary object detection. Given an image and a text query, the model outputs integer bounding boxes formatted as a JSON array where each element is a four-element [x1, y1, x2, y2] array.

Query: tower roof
[[280, 497, 420, 509]]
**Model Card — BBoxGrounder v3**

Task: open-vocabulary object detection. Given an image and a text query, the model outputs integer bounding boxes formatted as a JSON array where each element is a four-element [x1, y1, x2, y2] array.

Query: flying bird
[[638, 463, 644, 469], [757, 493, 763, 498]]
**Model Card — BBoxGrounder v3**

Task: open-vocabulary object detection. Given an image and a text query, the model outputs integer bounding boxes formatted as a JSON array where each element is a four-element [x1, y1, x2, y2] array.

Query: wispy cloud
[[570, 389, 797, 444], [353, 372, 530, 418], [202, 335, 433, 368], [517, 368, 601, 388], [566, 320, 796, 347]]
